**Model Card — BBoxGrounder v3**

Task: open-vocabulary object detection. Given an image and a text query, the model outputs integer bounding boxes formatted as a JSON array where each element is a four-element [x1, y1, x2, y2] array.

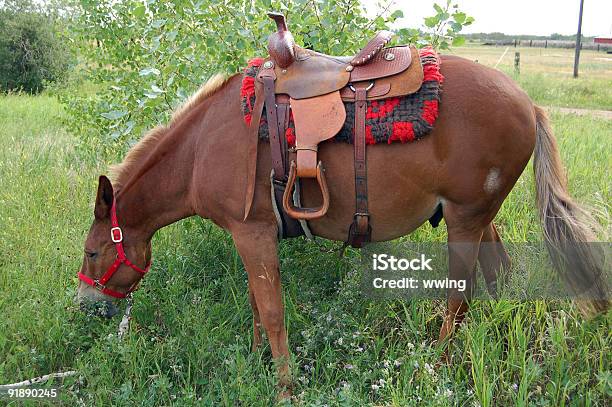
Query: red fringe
[[286, 127, 296, 146], [241, 58, 264, 115], [421, 100, 439, 125], [389, 122, 415, 143]]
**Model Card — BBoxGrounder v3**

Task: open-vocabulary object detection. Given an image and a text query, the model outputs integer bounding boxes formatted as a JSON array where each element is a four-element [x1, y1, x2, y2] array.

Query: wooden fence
[[482, 39, 610, 52]]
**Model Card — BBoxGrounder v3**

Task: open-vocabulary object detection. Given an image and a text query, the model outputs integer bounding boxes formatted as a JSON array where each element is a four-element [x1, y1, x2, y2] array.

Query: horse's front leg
[[231, 222, 291, 394], [248, 282, 263, 351]]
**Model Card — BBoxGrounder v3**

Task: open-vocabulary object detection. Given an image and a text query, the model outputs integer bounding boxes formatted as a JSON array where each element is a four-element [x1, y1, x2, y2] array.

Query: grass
[[0, 54, 611, 406]]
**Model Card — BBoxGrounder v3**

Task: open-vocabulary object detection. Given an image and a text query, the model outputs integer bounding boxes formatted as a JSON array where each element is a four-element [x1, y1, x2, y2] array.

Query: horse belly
[[301, 141, 440, 242]]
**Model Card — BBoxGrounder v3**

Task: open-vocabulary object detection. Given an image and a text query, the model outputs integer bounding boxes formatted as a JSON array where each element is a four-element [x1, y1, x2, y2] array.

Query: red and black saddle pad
[[241, 47, 444, 146]]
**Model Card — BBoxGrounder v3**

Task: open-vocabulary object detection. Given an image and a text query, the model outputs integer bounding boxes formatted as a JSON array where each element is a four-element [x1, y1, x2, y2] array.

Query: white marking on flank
[[484, 168, 501, 194]]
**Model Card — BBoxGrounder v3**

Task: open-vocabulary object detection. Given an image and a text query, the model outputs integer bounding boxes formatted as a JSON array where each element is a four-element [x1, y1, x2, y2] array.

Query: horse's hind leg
[[438, 203, 487, 343], [438, 226, 482, 342], [478, 222, 511, 297]]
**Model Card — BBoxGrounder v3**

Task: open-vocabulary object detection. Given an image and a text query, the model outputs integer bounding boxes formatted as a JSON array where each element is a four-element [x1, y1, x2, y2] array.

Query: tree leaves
[[101, 110, 128, 120], [139, 68, 160, 76], [66, 0, 473, 155]]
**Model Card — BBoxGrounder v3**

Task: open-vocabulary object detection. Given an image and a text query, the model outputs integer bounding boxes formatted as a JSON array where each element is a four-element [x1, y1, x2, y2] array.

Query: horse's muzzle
[[77, 296, 119, 318]]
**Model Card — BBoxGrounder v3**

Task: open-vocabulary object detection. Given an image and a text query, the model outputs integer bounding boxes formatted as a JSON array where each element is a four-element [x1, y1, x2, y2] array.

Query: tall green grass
[[0, 88, 610, 406]]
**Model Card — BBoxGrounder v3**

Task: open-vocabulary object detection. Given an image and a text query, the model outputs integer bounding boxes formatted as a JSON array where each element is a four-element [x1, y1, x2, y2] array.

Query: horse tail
[[533, 106, 609, 316]]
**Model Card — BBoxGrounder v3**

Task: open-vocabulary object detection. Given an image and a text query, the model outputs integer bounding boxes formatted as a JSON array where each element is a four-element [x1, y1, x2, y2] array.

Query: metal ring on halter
[[349, 82, 375, 92]]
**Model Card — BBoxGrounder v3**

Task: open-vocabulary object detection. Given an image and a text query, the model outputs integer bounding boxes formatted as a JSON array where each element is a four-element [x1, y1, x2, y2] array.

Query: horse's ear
[[94, 175, 114, 219]]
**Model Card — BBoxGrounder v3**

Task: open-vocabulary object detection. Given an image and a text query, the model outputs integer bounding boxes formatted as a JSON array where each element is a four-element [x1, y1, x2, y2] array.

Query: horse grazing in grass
[[76, 57, 609, 393]]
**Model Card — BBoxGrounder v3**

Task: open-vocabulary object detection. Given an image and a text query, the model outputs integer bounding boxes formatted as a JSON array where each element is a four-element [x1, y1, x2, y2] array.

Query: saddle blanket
[[240, 47, 444, 145]]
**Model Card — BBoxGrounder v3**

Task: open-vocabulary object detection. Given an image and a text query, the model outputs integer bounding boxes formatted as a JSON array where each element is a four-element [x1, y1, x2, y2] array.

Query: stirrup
[[282, 161, 329, 220]]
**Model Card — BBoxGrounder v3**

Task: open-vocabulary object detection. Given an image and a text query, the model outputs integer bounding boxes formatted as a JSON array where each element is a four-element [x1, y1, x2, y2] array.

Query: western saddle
[[257, 12, 424, 247]]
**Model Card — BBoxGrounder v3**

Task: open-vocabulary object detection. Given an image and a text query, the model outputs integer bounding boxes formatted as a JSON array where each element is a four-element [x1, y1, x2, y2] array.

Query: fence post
[[574, 0, 585, 78], [514, 52, 520, 75]]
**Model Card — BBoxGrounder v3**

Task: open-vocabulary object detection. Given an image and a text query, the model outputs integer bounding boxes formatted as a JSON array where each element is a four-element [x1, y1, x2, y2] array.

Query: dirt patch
[[546, 106, 612, 120]]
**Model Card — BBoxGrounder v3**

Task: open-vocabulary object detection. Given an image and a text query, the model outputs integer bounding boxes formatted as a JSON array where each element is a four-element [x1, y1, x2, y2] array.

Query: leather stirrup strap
[[262, 77, 304, 239], [263, 76, 285, 181], [276, 96, 290, 171], [348, 86, 372, 247], [274, 95, 304, 238]]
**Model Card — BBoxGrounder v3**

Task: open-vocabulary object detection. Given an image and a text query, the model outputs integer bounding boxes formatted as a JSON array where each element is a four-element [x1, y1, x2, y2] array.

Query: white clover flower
[[371, 384, 380, 391]]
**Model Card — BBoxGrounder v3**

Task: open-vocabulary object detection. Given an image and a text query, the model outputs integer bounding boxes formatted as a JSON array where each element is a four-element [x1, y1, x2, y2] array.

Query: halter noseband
[[78, 198, 151, 299]]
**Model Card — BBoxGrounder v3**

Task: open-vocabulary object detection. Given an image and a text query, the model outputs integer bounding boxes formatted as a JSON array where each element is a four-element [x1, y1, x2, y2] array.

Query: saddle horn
[[267, 12, 295, 69]]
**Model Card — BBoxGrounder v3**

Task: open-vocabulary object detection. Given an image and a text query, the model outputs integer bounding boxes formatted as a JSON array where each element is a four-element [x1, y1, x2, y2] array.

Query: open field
[[449, 45, 612, 110], [0, 48, 611, 405]]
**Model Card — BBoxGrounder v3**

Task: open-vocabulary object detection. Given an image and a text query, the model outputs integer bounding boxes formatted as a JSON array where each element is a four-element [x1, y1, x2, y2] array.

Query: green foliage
[[423, 1, 474, 49], [0, 3, 71, 93], [62, 0, 473, 158]]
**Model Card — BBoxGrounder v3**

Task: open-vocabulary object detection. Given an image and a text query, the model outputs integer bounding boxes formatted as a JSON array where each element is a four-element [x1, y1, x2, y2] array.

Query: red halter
[[78, 198, 151, 299]]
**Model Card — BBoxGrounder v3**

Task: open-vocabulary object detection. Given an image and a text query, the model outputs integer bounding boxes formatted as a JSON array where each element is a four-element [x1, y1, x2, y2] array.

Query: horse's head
[[76, 176, 151, 318]]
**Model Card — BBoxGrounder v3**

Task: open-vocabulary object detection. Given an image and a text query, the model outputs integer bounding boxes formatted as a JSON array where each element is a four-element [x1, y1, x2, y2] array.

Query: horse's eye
[[85, 250, 98, 259]]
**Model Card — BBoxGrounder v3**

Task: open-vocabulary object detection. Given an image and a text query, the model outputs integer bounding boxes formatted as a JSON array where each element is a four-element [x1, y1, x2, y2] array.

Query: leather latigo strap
[[262, 76, 285, 181], [261, 75, 304, 238], [348, 85, 372, 247]]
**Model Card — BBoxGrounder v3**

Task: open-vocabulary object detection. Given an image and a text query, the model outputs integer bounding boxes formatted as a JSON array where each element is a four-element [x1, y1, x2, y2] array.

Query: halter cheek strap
[[78, 198, 151, 299]]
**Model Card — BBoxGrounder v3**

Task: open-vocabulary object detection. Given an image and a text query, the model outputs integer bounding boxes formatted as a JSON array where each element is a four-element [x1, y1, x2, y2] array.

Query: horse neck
[[116, 126, 196, 240]]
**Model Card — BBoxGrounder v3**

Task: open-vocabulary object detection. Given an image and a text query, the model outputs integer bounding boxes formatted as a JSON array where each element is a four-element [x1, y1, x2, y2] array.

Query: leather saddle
[[257, 12, 424, 247]]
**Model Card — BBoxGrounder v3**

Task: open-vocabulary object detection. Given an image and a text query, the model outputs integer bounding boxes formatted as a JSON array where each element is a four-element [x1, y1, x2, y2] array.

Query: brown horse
[[76, 57, 609, 391]]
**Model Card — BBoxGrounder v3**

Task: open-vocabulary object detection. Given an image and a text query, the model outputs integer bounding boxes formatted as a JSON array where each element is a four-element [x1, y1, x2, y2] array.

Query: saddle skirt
[[241, 47, 444, 146]]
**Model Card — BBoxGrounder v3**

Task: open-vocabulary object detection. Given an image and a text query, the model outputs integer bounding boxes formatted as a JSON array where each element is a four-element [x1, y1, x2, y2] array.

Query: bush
[[0, 8, 71, 93]]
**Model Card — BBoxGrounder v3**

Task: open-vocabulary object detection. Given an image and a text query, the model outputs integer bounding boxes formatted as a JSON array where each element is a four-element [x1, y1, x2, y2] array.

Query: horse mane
[[109, 73, 231, 188]]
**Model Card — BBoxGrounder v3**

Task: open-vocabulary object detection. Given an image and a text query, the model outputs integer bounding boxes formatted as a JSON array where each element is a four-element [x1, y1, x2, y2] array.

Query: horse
[[75, 56, 609, 393]]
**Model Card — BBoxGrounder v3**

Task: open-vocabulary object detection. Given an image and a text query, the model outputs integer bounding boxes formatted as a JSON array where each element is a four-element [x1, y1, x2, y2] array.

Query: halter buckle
[[110, 227, 123, 243], [94, 279, 105, 291]]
